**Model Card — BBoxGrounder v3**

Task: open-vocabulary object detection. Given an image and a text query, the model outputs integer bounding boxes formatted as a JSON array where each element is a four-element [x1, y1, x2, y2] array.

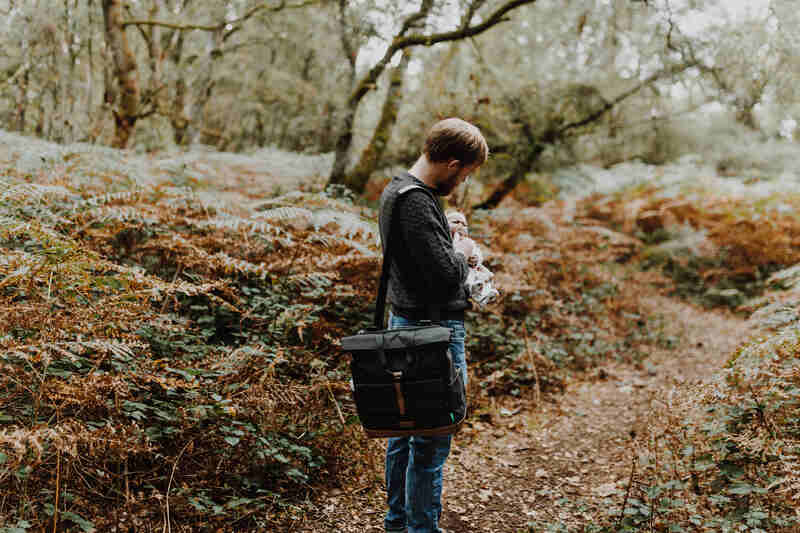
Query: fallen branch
[[327, 380, 347, 428], [164, 440, 193, 533], [521, 322, 541, 405], [617, 455, 638, 530]]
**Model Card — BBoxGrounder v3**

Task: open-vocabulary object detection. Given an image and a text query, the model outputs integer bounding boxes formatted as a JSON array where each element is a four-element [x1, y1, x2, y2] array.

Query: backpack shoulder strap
[[374, 183, 426, 329]]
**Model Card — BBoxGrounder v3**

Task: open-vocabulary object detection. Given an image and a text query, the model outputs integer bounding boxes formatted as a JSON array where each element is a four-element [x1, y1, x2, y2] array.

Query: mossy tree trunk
[[473, 115, 550, 210], [344, 50, 413, 193], [171, 31, 189, 145], [102, 0, 140, 149], [16, 68, 29, 133]]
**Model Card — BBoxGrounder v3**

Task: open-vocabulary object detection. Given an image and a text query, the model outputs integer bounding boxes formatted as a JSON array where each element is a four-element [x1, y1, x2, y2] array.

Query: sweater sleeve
[[393, 190, 469, 301]]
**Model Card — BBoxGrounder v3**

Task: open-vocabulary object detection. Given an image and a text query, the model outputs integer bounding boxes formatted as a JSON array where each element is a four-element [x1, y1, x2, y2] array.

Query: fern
[[0, 217, 76, 248], [305, 233, 378, 256], [254, 206, 313, 223], [252, 189, 353, 212], [82, 205, 159, 224], [286, 272, 337, 288], [71, 189, 146, 211], [252, 190, 312, 209], [209, 251, 274, 279], [311, 250, 379, 270], [311, 209, 377, 239], [0, 183, 76, 204], [193, 215, 281, 236]]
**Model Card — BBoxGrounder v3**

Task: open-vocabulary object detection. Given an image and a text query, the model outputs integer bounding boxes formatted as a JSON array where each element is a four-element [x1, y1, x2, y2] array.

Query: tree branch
[[473, 61, 698, 211], [350, 0, 536, 105], [124, 3, 153, 50], [221, 38, 274, 55], [461, 0, 488, 28], [556, 61, 697, 139], [0, 63, 28, 89], [121, 0, 317, 31], [398, 0, 435, 37]]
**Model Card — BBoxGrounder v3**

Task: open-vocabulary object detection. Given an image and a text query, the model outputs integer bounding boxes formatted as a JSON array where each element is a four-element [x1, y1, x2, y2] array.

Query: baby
[[446, 211, 499, 307]]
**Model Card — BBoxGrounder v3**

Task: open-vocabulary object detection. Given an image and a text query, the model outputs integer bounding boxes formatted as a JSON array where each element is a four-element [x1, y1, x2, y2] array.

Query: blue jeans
[[384, 313, 467, 533]]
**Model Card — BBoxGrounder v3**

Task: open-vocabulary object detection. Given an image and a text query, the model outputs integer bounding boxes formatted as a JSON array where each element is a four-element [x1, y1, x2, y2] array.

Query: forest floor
[[294, 270, 748, 533]]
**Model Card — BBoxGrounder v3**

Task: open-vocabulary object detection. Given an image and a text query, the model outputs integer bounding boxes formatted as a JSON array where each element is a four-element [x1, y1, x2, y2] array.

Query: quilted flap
[[341, 326, 451, 351]]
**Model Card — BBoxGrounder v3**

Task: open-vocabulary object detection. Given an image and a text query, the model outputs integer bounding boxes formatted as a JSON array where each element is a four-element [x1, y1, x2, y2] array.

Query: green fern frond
[[311, 209, 377, 239], [146, 279, 241, 313], [252, 190, 354, 213], [311, 250, 380, 270], [305, 234, 377, 256], [72, 190, 146, 211], [254, 207, 313, 223], [0, 217, 75, 248], [287, 272, 337, 288], [210, 252, 270, 278], [83, 206, 159, 224], [156, 185, 217, 209], [154, 280, 230, 298], [194, 216, 281, 236], [250, 190, 310, 209], [0, 183, 76, 204], [8, 340, 147, 360]]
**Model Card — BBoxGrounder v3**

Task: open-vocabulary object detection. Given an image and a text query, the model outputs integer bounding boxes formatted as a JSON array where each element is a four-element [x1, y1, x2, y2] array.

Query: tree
[[656, 0, 796, 132], [102, 0, 140, 148], [392, 0, 692, 208], [327, 0, 540, 194], [474, 62, 695, 210], [102, 0, 320, 148]]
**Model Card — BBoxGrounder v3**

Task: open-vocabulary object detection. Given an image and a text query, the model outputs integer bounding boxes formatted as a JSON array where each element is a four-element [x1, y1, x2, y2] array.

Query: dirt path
[[298, 290, 747, 533]]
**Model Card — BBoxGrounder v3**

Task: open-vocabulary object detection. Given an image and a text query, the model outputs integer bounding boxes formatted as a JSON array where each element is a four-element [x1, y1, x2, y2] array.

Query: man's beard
[[435, 170, 461, 196]]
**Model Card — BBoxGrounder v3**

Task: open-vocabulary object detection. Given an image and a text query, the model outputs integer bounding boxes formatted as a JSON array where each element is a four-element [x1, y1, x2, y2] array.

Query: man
[[378, 118, 489, 533]]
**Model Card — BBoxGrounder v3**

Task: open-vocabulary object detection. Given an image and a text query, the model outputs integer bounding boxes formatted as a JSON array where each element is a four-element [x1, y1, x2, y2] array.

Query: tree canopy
[[0, 0, 797, 201]]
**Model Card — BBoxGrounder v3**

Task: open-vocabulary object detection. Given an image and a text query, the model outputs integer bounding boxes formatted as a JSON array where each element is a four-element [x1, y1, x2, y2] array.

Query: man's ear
[[446, 159, 462, 170]]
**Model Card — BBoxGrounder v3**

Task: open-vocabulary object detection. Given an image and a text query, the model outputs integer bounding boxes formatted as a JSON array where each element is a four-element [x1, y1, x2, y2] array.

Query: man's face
[[436, 161, 479, 196]]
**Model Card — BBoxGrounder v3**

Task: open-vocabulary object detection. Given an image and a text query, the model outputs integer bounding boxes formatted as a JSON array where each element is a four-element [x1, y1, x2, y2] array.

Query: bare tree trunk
[[735, 102, 759, 130], [329, 105, 357, 183], [193, 27, 223, 146], [16, 68, 29, 132], [86, 0, 100, 142], [170, 30, 189, 145], [35, 94, 46, 137], [59, 0, 84, 143], [345, 50, 412, 192], [319, 101, 336, 152], [102, 0, 140, 148], [49, 72, 61, 141], [146, 0, 165, 114], [474, 113, 547, 210]]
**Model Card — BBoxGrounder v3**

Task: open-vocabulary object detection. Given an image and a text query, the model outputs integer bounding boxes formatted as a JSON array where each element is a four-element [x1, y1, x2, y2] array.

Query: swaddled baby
[[446, 211, 499, 307]]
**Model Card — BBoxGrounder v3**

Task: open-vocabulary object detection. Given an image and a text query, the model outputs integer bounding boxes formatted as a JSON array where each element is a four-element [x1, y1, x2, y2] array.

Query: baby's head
[[446, 211, 468, 237]]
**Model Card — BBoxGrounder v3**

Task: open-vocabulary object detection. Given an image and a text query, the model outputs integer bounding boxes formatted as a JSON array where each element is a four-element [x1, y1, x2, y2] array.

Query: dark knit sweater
[[378, 173, 470, 316]]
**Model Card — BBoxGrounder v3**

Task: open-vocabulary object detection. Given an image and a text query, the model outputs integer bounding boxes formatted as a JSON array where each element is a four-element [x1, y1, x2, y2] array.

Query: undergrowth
[[578, 182, 800, 310], [8, 136, 800, 531], [570, 317, 800, 533], [0, 137, 675, 531]]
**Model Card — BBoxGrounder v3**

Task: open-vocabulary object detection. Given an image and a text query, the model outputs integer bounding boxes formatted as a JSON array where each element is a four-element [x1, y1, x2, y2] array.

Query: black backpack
[[341, 184, 467, 438]]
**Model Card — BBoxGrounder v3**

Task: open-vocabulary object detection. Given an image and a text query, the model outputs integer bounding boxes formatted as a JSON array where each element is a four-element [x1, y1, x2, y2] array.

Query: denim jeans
[[384, 313, 467, 533]]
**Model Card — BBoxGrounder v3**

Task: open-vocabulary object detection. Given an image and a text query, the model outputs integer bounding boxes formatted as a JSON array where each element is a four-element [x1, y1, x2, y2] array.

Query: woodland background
[[2, 0, 800, 531]]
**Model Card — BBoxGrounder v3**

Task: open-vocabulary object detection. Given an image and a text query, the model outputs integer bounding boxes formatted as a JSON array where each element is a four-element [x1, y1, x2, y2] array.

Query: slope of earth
[[296, 271, 748, 533]]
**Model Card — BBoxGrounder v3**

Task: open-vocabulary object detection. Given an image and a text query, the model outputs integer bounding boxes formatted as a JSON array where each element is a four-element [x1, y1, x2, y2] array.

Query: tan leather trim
[[362, 411, 467, 439]]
